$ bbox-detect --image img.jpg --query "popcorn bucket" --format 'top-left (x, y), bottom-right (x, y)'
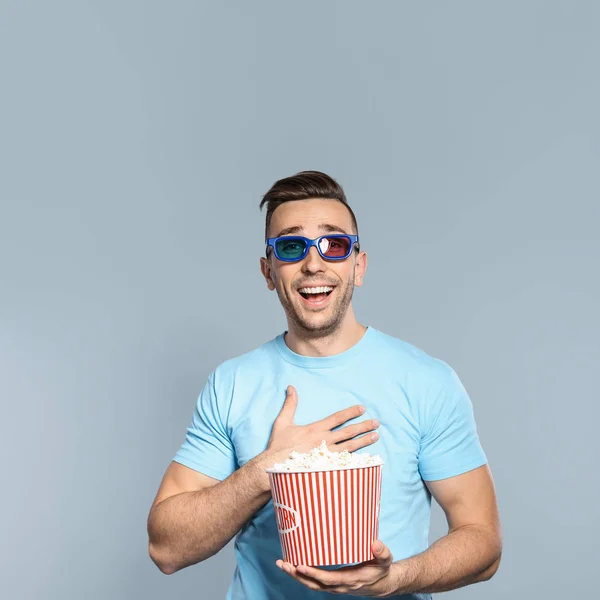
top-left (265, 464), bottom-right (383, 566)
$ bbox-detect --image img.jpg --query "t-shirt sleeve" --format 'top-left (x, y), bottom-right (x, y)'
top-left (173, 372), bottom-right (237, 481)
top-left (418, 366), bottom-right (487, 482)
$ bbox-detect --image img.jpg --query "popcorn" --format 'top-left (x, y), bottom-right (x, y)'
top-left (267, 440), bottom-right (385, 565)
top-left (271, 440), bottom-right (383, 472)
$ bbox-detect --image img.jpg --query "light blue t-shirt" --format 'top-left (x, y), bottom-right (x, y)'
top-left (173, 326), bottom-right (487, 600)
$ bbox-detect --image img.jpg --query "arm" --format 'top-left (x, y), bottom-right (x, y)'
top-left (147, 457), bottom-right (271, 574)
top-left (278, 369), bottom-right (500, 596)
top-left (148, 385), bottom-right (380, 575)
top-left (389, 463), bottom-right (502, 594)
top-left (278, 464), bottom-right (501, 597)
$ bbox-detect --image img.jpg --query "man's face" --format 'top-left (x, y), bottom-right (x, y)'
top-left (260, 198), bottom-right (367, 337)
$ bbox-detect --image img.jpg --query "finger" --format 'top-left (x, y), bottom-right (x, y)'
top-left (294, 564), bottom-right (352, 587)
top-left (276, 385), bottom-right (298, 425)
top-left (277, 562), bottom-right (326, 591)
top-left (372, 540), bottom-right (393, 566)
top-left (336, 431), bottom-right (379, 452)
top-left (332, 418), bottom-right (380, 444)
top-left (317, 404), bottom-right (365, 431)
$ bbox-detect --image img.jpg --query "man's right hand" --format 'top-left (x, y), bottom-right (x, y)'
top-left (149, 385), bottom-right (381, 572)
top-left (252, 385), bottom-right (380, 488)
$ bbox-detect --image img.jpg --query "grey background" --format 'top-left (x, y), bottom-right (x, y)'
top-left (1, 1), bottom-right (598, 598)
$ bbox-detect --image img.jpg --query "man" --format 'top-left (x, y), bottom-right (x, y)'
top-left (147, 171), bottom-right (502, 599)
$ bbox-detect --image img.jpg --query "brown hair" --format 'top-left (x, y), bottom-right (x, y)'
top-left (259, 170), bottom-right (359, 241)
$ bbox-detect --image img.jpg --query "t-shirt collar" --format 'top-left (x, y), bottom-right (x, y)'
top-left (274, 325), bottom-right (376, 369)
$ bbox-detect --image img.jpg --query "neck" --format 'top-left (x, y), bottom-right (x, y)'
top-left (284, 307), bottom-right (367, 357)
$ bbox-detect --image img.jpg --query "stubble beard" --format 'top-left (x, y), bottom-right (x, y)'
top-left (274, 266), bottom-right (356, 338)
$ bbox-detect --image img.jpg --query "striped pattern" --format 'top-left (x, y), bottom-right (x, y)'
top-left (269, 465), bottom-right (383, 566)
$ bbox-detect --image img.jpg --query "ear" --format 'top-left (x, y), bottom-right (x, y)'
top-left (354, 250), bottom-right (368, 287)
top-left (260, 256), bottom-right (276, 290)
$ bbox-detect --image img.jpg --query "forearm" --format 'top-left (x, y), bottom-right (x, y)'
top-left (148, 456), bottom-right (271, 574)
top-left (389, 524), bottom-right (502, 596)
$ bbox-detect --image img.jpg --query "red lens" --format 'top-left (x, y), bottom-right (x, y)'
top-left (320, 236), bottom-right (351, 258)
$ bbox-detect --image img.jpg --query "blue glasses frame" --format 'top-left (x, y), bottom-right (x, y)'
top-left (266, 234), bottom-right (360, 262)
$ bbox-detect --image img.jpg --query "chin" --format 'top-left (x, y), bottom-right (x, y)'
top-left (295, 314), bottom-right (342, 335)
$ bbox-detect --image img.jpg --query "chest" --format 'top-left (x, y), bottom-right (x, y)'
top-left (228, 368), bottom-right (422, 482)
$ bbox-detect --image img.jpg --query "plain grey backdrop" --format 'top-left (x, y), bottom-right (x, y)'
top-left (1, 1), bottom-right (598, 598)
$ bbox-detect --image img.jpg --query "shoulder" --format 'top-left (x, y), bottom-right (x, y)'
top-left (372, 329), bottom-right (469, 432)
top-left (210, 335), bottom-right (280, 391)
top-left (370, 327), bottom-right (455, 386)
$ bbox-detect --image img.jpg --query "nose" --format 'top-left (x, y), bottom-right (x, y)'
top-left (301, 246), bottom-right (326, 273)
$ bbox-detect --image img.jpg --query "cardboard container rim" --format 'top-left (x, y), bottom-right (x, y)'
top-left (265, 460), bottom-right (384, 474)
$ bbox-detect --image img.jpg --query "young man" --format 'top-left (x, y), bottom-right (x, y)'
top-left (147, 171), bottom-right (502, 599)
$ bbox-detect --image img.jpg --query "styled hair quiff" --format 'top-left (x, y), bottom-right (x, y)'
top-left (259, 170), bottom-right (359, 241)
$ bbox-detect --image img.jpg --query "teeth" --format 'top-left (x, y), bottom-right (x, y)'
top-left (299, 286), bottom-right (333, 294)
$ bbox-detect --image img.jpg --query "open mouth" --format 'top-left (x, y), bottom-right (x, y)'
top-left (297, 286), bottom-right (335, 304)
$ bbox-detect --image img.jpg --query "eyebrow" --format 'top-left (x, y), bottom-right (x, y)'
top-left (274, 223), bottom-right (350, 238)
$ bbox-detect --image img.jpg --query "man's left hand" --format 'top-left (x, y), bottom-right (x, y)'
top-left (276, 540), bottom-right (398, 597)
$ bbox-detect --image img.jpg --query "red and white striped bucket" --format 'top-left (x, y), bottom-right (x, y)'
top-left (266, 464), bottom-right (383, 566)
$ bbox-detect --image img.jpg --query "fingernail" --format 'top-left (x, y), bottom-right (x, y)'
top-left (372, 419), bottom-right (380, 428)
top-left (375, 541), bottom-right (383, 552)
top-left (359, 405), bottom-right (366, 413)
top-left (298, 565), bottom-right (307, 574)
top-left (371, 432), bottom-right (379, 441)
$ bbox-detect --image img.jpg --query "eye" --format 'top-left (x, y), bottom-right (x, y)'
top-left (282, 242), bottom-right (301, 252)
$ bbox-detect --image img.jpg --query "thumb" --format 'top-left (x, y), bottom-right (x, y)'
top-left (372, 540), bottom-right (393, 566)
top-left (277, 385), bottom-right (298, 424)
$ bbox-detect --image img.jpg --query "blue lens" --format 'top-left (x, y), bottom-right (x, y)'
top-left (275, 237), bottom-right (307, 260)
